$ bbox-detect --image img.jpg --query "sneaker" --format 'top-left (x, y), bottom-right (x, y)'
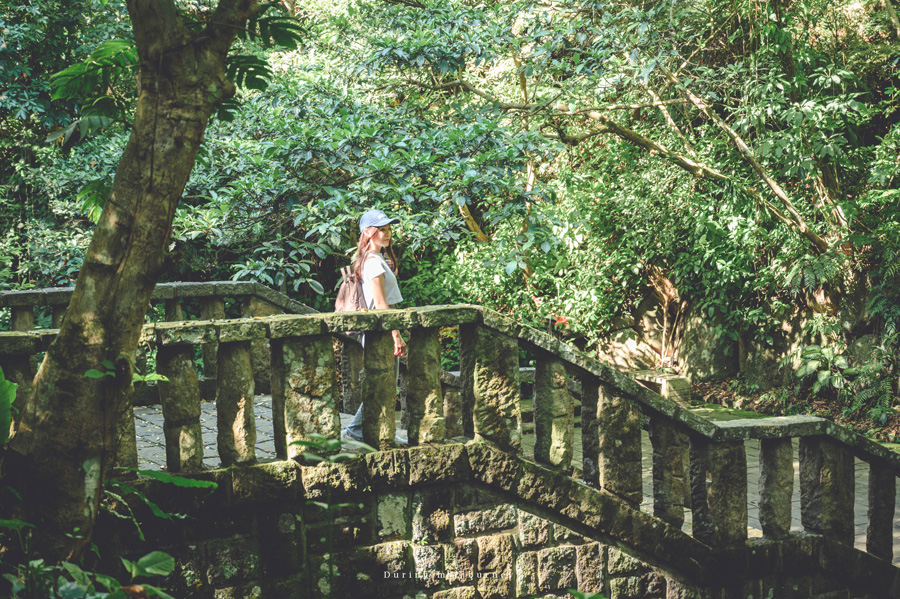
top-left (341, 427), bottom-right (364, 442)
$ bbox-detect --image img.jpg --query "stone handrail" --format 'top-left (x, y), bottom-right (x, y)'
top-left (1, 303), bottom-right (898, 571)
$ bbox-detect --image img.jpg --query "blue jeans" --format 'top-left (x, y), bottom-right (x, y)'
top-left (344, 349), bottom-right (400, 441)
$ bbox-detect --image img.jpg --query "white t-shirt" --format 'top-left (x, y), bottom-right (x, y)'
top-left (362, 253), bottom-right (403, 309)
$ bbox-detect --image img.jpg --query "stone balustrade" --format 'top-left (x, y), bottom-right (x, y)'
top-left (2, 298), bottom-right (899, 570)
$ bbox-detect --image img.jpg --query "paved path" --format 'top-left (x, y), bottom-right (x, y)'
top-left (134, 396), bottom-right (900, 564)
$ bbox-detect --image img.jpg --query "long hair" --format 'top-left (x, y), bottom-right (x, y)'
top-left (352, 226), bottom-right (398, 280)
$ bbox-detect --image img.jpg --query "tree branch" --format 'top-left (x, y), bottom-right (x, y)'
top-left (659, 65), bottom-right (831, 253)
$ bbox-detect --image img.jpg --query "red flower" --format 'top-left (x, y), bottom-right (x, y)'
top-left (554, 314), bottom-right (569, 327)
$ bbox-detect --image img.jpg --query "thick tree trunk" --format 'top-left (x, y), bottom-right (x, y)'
top-left (2, 0), bottom-right (258, 560)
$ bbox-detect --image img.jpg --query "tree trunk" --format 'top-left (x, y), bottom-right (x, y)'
top-left (2, 0), bottom-right (258, 561)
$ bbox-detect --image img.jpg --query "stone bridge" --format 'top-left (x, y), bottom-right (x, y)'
top-left (2, 283), bottom-right (900, 599)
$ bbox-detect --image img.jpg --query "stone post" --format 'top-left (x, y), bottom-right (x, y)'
top-left (580, 378), bottom-right (600, 487)
top-left (340, 338), bottom-right (364, 415)
top-left (114, 386), bottom-right (138, 469)
top-left (0, 346), bottom-right (35, 431)
top-left (458, 323), bottom-right (521, 452)
top-left (164, 299), bottom-right (183, 322)
top-left (597, 384), bottom-right (642, 505)
top-left (11, 307), bottom-right (34, 332)
top-left (271, 335), bottom-right (340, 460)
top-left (648, 416), bottom-right (687, 527)
top-left (216, 340), bottom-right (257, 466)
top-left (533, 355), bottom-right (573, 471)
top-left (242, 296), bottom-right (282, 395)
top-left (867, 462), bottom-right (895, 560)
top-left (406, 327), bottom-right (445, 445)
top-left (690, 437), bottom-right (748, 546)
top-left (156, 345), bottom-right (204, 472)
top-left (458, 325), bottom-right (476, 438)
top-left (200, 297), bottom-right (225, 379)
top-left (361, 330), bottom-right (398, 449)
top-left (799, 436), bottom-right (854, 544)
top-left (442, 374), bottom-right (464, 439)
top-left (758, 438), bottom-right (793, 539)
top-left (51, 305), bottom-right (67, 329)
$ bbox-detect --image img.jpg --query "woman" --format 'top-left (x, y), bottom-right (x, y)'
top-left (342, 208), bottom-right (407, 443)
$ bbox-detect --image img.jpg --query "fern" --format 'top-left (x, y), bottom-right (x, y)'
top-left (784, 250), bottom-right (845, 296)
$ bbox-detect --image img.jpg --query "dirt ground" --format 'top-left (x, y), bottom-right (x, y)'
top-left (691, 378), bottom-right (900, 444)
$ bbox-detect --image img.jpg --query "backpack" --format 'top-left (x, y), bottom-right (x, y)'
top-left (334, 266), bottom-right (366, 313)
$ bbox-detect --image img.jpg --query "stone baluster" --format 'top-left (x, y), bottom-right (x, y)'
top-left (51, 305), bottom-right (67, 329)
top-left (458, 323), bottom-right (521, 452)
top-left (580, 378), bottom-right (600, 487)
top-left (217, 339), bottom-right (257, 466)
top-left (164, 299), bottom-right (183, 322)
top-left (361, 330), bottom-right (398, 448)
top-left (597, 384), bottom-right (642, 505)
top-left (533, 354), bottom-right (573, 471)
top-left (340, 338), bottom-right (364, 415)
top-left (11, 307), bottom-right (34, 332)
top-left (441, 371), bottom-right (464, 438)
top-left (406, 327), bottom-right (445, 445)
top-left (242, 296), bottom-right (282, 395)
top-left (156, 343), bottom-right (205, 472)
top-left (867, 461), bottom-right (895, 560)
top-left (758, 438), bottom-right (793, 539)
top-left (270, 334), bottom-right (340, 460)
top-left (648, 416), bottom-right (687, 527)
top-left (114, 384), bottom-right (139, 469)
top-left (799, 436), bottom-right (854, 545)
top-left (0, 335), bottom-right (37, 432)
top-left (200, 296), bottom-right (225, 380)
top-left (690, 437), bottom-right (748, 546)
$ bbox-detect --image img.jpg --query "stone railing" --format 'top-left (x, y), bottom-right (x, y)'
top-left (1, 303), bottom-right (899, 580)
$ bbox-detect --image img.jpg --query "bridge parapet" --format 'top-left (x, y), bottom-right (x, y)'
top-left (2, 295), bottom-right (900, 595)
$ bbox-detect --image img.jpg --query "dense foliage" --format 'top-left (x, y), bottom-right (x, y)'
top-left (1, 0), bottom-right (899, 417)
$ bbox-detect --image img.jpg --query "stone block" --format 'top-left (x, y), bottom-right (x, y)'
top-left (598, 385), bottom-right (643, 505)
top-left (216, 318), bottom-right (267, 342)
top-left (377, 493), bottom-right (410, 540)
top-left (365, 449), bottom-right (409, 492)
top-left (336, 541), bottom-right (413, 598)
top-left (199, 535), bottom-right (260, 586)
top-left (156, 321), bottom-right (217, 346)
top-left (432, 587), bottom-right (477, 599)
top-left (322, 311), bottom-right (382, 334)
top-left (607, 547), bottom-right (643, 576)
top-left (408, 443), bottom-right (469, 485)
top-left (476, 533), bottom-right (515, 599)
top-left (453, 483), bottom-right (501, 510)
top-left (515, 551), bottom-right (538, 596)
top-left (444, 539), bottom-right (478, 585)
top-left (301, 459), bottom-right (367, 501)
top-left (305, 512), bottom-right (373, 554)
top-left (454, 504), bottom-right (517, 536)
top-left (465, 440), bottom-right (523, 491)
top-left (538, 545), bottom-right (576, 592)
top-left (266, 315), bottom-right (325, 339)
top-left (232, 461), bottom-right (300, 504)
top-left (379, 308), bottom-right (418, 330)
top-left (481, 309), bottom-right (521, 337)
top-left (415, 305), bottom-right (481, 328)
top-left (257, 510), bottom-right (303, 578)
top-left (518, 510), bottom-right (551, 547)
top-left (406, 326), bottom-right (445, 445)
top-left (412, 544), bottom-right (443, 587)
top-left (0, 332), bottom-right (37, 355)
top-left (576, 542), bottom-right (605, 593)
top-left (554, 523), bottom-right (584, 544)
top-left (412, 488), bottom-right (453, 543)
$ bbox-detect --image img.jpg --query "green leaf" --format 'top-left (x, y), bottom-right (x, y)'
top-left (84, 369), bottom-right (112, 379)
top-left (143, 584), bottom-right (177, 599)
top-left (120, 468), bottom-right (218, 489)
top-left (136, 552), bottom-right (175, 577)
top-left (0, 366), bottom-right (17, 445)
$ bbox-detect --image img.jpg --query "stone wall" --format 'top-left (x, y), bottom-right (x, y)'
top-left (94, 442), bottom-right (886, 599)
